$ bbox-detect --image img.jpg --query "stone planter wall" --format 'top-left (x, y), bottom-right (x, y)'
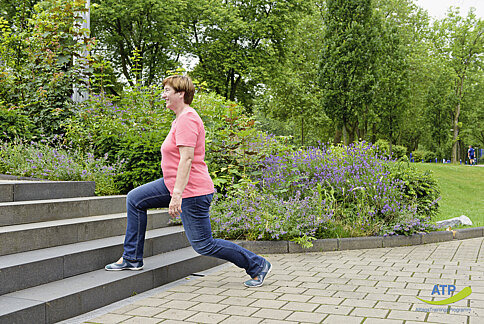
top-left (237, 227), bottom-right (484, 254)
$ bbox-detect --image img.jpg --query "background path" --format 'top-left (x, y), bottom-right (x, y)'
top-left (68, 237), bottom-right (483, 324)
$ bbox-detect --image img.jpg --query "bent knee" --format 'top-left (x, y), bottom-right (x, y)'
top-left (191, 240), bottom-right (215, 256)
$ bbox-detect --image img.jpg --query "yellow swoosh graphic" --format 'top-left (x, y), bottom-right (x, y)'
top-left (416, 287), bottom-right (472, 305)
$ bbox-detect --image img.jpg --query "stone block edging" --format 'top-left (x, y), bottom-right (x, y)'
top-left (236, 227), bottom-right (484, 254)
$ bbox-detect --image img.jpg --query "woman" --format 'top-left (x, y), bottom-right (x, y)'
top-left (105, 75), bottom-right (271, 288)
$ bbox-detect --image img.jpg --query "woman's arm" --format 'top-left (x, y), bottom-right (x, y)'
top-left (169, 146), bottom-right (194, 217)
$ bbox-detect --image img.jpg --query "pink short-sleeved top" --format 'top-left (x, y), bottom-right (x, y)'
top-left (160, 107), bottom-right (214, 198)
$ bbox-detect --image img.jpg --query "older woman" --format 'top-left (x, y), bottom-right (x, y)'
top-left (105, 75), bottom-right (271, 287)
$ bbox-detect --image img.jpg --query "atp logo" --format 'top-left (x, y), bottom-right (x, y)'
top-left (416, 285), bottom-right (472, 305)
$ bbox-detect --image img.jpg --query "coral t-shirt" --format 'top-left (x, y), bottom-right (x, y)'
top-left (161, 107), bottom-right (214, 198)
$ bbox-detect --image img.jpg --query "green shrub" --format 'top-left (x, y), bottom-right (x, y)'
top-left (0, 106), bottom-right (36, 141)
top-left (411, 150), bottom-right (425, 162)
top-left (374, 139), bottom-right (407, 160)
top-left (64, 86), bottom-right (172, 193)
top-left (114, 131), bottom-right (165, 192)
top-left (423, 151), bottom-right (437, 162)
top-left (374, 139), bottom-right (390, 156)
top-left (389, 161), bottom-right (440, 219)
top-left (392, 145), bottom-right (407, 159)
top-left (0, 1), bottom-right (96, 135)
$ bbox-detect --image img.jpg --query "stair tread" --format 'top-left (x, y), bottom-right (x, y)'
top-left (0, 195), bottom-right (126, 207)
top-left (3, 247), bottom-right (199, 302)
top-left (0, 209), bottom-right (168, 233)
top-left (0, 225), bottom-right (184, 268)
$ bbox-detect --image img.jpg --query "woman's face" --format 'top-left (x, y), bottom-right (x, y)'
top-left (162, 85), bottom-right (183, 111)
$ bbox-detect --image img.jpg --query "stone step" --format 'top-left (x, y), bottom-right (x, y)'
top-left (0, 226), bottom-right (189, 296)
top-left (0, 247), bottom-right (225, 324)
top-left (0, 209), bottom-right (171, 256)
top-left (0, 195), bottom-right (126, 226)
top-left (0, 180), bottom-right (95, 203)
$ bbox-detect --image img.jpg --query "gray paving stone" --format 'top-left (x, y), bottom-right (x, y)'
top-left (219, 315), bottom-right (262, 324)
top-left (72, 237), bottom-right (484, 324)
top-left (387, 309), bottom-right (427, 321)
top-left (322, 314), bottom-right (364, 323)
top-left (186, 311), bottom-right (230, 323)
top-left (154, 308), bottom-right (197, 321)
top-left (220, 305), bottom-right (259, 317)
top-left (87, 313), bottom-right (133, 323)
top-left (251, 308), bottom-right (292, 320)
top-left (314, 304), bottom-right (353, 315)
top-left (350, 307), bottom-right (389, 318)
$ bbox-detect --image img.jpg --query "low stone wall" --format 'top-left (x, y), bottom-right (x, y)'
top-left (237, 227), bottom-right (484, 254)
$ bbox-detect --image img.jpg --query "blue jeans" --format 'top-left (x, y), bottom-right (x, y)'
top-left (122, 178), bottom-right (266, 278)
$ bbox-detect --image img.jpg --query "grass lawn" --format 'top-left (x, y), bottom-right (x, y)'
top-left (414, 163), bottom-right (484, 227)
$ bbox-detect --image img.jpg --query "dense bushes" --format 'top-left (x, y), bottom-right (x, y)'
top-left (0, 0), bottom-right (95, 135)
top-left (374, 139), bottom-right (407, 159)
top-left (63, 87), bottom-right (171, 192)
top-left (0, 107), bottom-right (36, 142)
top-left (209, 142), bottom-right (441, 244)
top-left (411, 149), bottom-right (437, 162)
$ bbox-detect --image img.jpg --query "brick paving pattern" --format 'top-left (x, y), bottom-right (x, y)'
top-left (82, 237), bottom-right (483, 323)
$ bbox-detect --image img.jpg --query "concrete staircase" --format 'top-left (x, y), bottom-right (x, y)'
top-left (0, 180), bottom-right (224, 323)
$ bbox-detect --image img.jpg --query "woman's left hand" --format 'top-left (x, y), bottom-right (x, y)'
top-left (169, 192), bottom-right (183, 218)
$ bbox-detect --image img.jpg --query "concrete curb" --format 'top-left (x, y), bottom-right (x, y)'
top-left (236, 227), bottom-right (484, 254)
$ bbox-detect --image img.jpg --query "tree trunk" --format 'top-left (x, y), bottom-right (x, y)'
top-left (301, 115), bottom-right (304, 147)
top-left (342, 123), bottom-right (348, 146)
top-left (334, 128), bottom-right (342, 145)
top-left (451, 77), bottom-right (464, 163)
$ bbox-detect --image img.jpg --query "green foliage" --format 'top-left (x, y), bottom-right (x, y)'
top-left (114, 130), bottom-right (164, 192)
top-left (392, 145), bottom-right (408, 160)
top-left (389, 161), bottom-right (440, 219)
top-left (64, 84), bottom-right (172, 193)
top-left (254, 2), bottom-right (332, 146)
top-left (90, 0), bottom-right (183, 86)
top-left (411, 149), bottom-right (437, 163)
top-left (0, 137), bottom-right (123, 195)
top-left (0, 106), bottom-right (36, 141)
top-left (374, 139), bottom-right (407, 160)
top-left (192, 92), bottom-right (294, 195)
top-left (431, 8), bottom-right (484, 163)
top-left (319, 0), bottom-right (378, 145)
top-left (0, 0), bottom-right (96, 135)
top-left (185, 0), bottom-right (310, 106)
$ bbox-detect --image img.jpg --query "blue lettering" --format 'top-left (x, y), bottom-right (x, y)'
top-left (440, 284), bottom-right (447, 294)
top-left (448, 285), bottom-right (456, 294)
top-left (431, 285), bottom-right (440, 295)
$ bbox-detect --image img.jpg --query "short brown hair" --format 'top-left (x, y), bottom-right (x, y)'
top-left (162, 75), bottom-right (195, 105)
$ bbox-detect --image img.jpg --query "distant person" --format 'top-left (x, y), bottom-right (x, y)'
top-left (468, 145), bottom-right (475, 165)
top-left (104, 75), bottom-right (271, 288)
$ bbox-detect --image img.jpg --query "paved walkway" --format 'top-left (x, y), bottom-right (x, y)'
top-left (71, 237), bottom-right (483, 324)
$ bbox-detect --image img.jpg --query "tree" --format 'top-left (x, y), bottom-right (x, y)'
top-left (371, 0), bottom-right (427, 153)
top-left (90, 0), bottom-right (186, 86)
top-left (432, 8), bottom-right (484, 163)
top-left (185, 0), bottom-right (309, 107)
top-left (254, 1), bottom-right (332, 146)
top-left (319, 0), bottom-right (378, 145)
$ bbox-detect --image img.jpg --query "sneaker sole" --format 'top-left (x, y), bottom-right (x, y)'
top-left (105, 266), bottom-right (144, 271)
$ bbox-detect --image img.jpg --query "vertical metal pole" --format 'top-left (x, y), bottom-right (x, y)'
top-left (73, 0), bottom-right (90, 102)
